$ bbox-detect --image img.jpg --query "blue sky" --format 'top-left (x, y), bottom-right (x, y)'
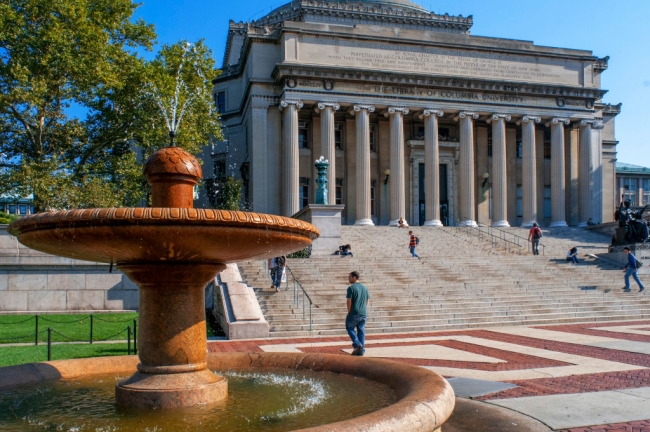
top-left (133, 0), bottom-right (650, 166)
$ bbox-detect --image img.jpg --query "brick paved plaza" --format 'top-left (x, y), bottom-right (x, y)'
top-left (208, 320), bottom-right (650, 431)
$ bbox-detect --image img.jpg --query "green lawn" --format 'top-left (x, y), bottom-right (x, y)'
top-left (0, 313), bottom-right (139, 344)
top-left (0, 312), bottom-right (218, 367)
top-left (0, 343), bottom-right (131, 367)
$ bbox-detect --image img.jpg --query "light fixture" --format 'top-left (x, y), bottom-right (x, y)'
top-left (481, 172), bottom-right (490, 188)
top-left (384, 169), bottom-right (390, 184)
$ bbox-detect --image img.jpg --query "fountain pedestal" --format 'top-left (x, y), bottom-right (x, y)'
top-left (8, 146), bottom-right (319, 409)
top-left (115, 262), bottom-right (228, 407)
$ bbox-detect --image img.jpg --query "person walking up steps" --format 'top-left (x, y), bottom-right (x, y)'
top-left (528, 222), bottom-right (542, 255)
top-left (345, 271), bottom-right (369, 356)
top-left (408, 230), bottom-right (420, 259)
top-left (623, 246), bottom-right (645, 293)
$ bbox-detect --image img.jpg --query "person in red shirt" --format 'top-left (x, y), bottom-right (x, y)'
top-left (408, 230), bottom-right (419, 258)
top-left (527, 222), bottom-right (542, 255)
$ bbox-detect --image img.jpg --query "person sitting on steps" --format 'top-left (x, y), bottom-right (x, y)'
top-left (339, 244), bottom-right (353, 258)
top-left (566, 247), bottom-right (579, 264)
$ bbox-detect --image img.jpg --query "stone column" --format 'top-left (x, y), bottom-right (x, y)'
top-left (279, 99), bottom-right (303, 216)
top-left (578, 120), bottom-right (594, 227)
top-left (520, 115), bottom-right (540, 227)
top-left (422, 108), bottom-right (444, 226)
top-left (318, 102), bottom-right (340, 206)
top-left (458, 111), bottom-right (479, 227)
top-left (549, 117), bottom-right (570, 227)
top-left (354, 104), bottom-right (375, 226)
top-left (387, 107), bottom-right (409, 226)
top-left (490, 114), bottom-right (511, 227)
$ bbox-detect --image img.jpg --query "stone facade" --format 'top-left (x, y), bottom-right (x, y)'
top-left (208, 0), bottom-right (620, 228)
top-left (0, 225), bottom-right (138, 312)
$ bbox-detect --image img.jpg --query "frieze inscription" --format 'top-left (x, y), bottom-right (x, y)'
top-left (303, 38), bottom-right (585, 87)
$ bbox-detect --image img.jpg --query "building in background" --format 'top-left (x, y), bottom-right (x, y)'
top-left (0, 194), bottom-right (34, 217)
top-left (616, 162), bottom-right (650, 208)
top-left (209, 0), bottom-right (620, 227)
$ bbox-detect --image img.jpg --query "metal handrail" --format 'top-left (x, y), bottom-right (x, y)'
top-left (454, 217), bottom-right (546, 256)
top-left (284, 265), bottom-right (319, 331)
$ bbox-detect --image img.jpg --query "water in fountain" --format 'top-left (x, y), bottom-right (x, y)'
top-left (0, 369), bottom-right (395, 431)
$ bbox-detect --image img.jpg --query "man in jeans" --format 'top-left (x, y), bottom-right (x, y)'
top-left (345, 271), bottom-right (369, 356)
top-left (623, 246), bottom-right (645, 292)
top-left (408, 230), bottom-right (420, 258)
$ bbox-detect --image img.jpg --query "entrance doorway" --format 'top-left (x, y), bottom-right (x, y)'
top-left (418, 163), bottom-right (449, 226)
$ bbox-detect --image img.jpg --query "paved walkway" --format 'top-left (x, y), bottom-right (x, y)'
top-left (207, 319), bottom-right (650, 431)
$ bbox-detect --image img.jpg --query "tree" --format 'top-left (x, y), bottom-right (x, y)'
top-left (206, 176), bottom-right (242, 211)
top-left (142, 40), bottom-right (222, 155)
top-left (0, 0), bottom-right (156, 211)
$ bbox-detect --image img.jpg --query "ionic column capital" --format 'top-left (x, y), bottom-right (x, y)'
top-left (386, 106), bottom-right (409, 116)
top-left (458, 111), bottom-right (479, 120)
top-left (279, 99), bottom-right (303, 110)
top-left (546, 117), bottom-right (571, 126)
top-left (580, 119), bottom-right (604, 129)
top-left (317, 102), bottom-right (340, 111)
top-left (491, 113), bottom-right (511, 121)
top-left (353, 104), bottom-right (375, 114)
top-left (421, 108), bottom-right (444, 118)
top-left (522, 115), bottom-right (541, 123)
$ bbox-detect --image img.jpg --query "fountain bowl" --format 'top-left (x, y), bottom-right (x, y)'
top-left (0, 352), bottom-right (455, 431)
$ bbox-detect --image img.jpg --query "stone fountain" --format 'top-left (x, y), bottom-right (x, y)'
top-left (4, 147), bottom-right (455, 430)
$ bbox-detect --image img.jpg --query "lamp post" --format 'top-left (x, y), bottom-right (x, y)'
top-left (384, 169), bottom-right (390, 185)
top-left (315, 156), bottom-right (329, 205)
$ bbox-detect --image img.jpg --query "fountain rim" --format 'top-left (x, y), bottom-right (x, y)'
top-left (0, 352), bottom-right (455, 431)
top-left (8, 208), bottom-right (320, 239)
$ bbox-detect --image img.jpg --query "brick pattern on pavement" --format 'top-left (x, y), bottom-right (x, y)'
top-left (557, 419), bottom-right (650, 432)
top-left (535, 321), bottom-right (650, 343)
top-left (298, 339), bottom-right (569, 370)
top-left (206, 321), bottom-right (650, 431)
top-left (478, 369), bottom-right (650, 400)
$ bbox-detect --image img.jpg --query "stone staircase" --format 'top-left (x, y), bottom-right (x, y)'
top-left (238, 225), bottom-right (650, 337)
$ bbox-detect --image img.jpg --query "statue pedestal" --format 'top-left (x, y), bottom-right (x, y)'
top-left (293, 205), bottom-right (345, 257)
top-left (614, 227), bottom-right (628, 246)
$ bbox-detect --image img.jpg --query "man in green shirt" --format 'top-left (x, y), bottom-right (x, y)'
top-left (346, 271), bottom-right (369, 356)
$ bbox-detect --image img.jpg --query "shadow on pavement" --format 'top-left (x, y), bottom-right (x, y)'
top-left (444, 398), bottom-right (551, 432)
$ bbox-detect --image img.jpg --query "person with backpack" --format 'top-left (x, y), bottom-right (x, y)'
top-left (623, 246), bottom-right (645, 292)
top-left (408, 230), bottom-right (420, 259)
top-left (272, 255), bottom-right (286, 292)
top-left (527, 222), bottom-right (542, 255)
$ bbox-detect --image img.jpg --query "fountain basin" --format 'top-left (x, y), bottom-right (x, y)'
top-left (8, 207), bottom-right (319, 408)
top-left (0, 352), bottom-right (455, 431)
top-left (7, 207), bottom-right (319, 264)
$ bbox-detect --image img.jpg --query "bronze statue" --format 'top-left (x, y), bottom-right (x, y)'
top-left (616, 200), bottom-right (649, 243)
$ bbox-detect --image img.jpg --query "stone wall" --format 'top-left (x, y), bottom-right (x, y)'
top-left (0, 225), bottom-right (138, 312)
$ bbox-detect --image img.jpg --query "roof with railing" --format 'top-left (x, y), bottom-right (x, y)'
top-left (616, 162), bottom-right (650, 175)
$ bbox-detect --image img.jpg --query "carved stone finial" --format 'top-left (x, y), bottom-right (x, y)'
top-left (144, 147), bottom-right (203, 209)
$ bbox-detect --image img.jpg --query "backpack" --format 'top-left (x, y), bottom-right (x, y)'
top-left (533, 227), bottom-right (542, 239)
top-left (636, 256), bottom-right (644, 269)
top-left (415, 236), bottom-right (420, 245)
